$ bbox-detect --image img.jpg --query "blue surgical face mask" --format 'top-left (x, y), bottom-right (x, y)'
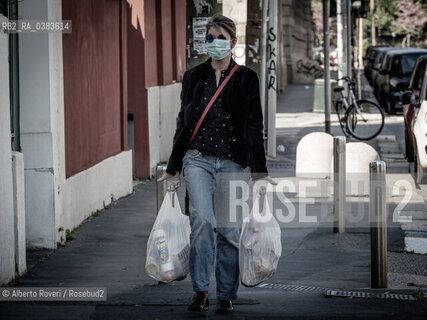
top-left (205, 39), bottom-right (231, 60)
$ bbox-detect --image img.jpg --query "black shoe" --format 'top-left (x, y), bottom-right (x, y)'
top-left (216, 300), bottom-right (234, 314)
top-left (188, 292), bottom-right (209, 311)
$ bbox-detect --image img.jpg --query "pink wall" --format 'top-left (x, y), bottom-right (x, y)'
top-left (63, 0), bottom-right (186, 179)
top-left (62, 0), bottom-right (127, 178)
top-left (127, 0), bottom-right (186, 178)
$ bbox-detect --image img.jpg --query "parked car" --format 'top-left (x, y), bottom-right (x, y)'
top-left (401, 55), bottom-right (427, 183)
top-left (373, 48), bottom-right (405, 105)
top-left (363, 45), bottom-right (386, 84)
top-left (376, 48), bottom-right (427, 114)
top-left (370, 47), bottom-right (393, 92)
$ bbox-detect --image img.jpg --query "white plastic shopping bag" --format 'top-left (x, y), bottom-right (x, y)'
top-left (239, 194), bottom-right (282, 287)
top-left (145, 191), bottom-right (191, 283)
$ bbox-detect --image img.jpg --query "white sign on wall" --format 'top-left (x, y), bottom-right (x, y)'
top-left (193, 17), bottom-right (210, 54)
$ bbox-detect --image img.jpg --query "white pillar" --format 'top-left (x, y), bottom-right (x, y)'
top-left (337, 0), bottom-right (346, 86)
top-left (19, 0), bottom-right (65, 248)
top-left (0, 14), bottom-right (17, 284)
top-left (267, 0), bottom-right (277, 158)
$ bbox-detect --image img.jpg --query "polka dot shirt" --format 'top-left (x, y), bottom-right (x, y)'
top-left (188, 61), bottom-right (236, 160)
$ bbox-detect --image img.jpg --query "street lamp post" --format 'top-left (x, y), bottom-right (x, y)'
top-left (323, 0), bottom-right (331, 133)
top-left (346, 0), bottom-right (352, 95)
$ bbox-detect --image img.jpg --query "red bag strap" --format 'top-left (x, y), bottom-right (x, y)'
top-left (188, 63), bottom-right (240, 145)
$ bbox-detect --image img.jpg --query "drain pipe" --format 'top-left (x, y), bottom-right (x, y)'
top-left (9, 0), bottom-right (21, 152)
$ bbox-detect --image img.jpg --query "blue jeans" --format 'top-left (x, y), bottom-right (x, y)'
top-left (182, 148), bottom-right (251, 300)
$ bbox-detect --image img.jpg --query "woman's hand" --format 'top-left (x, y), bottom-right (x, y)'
top-left (157, 172), bottom-right (181, 191)
top-left (252, 176), bottom-right (277, 196)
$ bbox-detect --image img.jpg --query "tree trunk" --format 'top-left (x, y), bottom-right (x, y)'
top-left (370, 0), bottom-right (376, 45)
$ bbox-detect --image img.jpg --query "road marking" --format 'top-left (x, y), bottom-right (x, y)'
top-left (276, 128), bottom-right (301, 137)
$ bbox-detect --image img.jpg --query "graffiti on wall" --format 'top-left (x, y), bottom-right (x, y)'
top-left (267, 27), bottom-right (276, 91)
top-left (296, 59), bottom-right (323, 79)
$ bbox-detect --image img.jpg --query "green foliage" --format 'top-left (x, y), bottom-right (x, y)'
top-left (91, 210), bottom-right (101, 217)
top-left (376, 0), bottom-right (399, 35)
top-left (364, 0), bottom-right (427, 40)
top-left (65, 229), bottom-right (76, 241)
top-left (41, 253), bottom-right (50, 261)
top-left (412, 290), bottom-right (426, 301)
top-left (364, 0), bottom-right (400, 37)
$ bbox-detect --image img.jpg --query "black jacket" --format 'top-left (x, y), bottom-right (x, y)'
top-left (166, 57), bottom-right (269, 180)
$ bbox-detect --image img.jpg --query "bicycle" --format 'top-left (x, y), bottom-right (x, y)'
top-left (334, 76), bottom-right (385, 140)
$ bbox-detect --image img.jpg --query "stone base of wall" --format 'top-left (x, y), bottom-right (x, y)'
top-left (59, 150), bottom-right (133, 246)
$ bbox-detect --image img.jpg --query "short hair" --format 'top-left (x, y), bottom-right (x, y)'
top-left (205, 13), bottom-right (237, 41)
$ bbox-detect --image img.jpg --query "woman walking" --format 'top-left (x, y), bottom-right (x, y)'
top-left (158, 13), bottom-right (276, 314)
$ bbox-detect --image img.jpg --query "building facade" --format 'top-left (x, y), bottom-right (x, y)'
top-left (280, 0), bottom-right (315, 87)
top-left (0, 0), bottom-right (186, 285)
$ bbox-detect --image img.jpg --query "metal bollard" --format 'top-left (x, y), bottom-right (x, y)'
top-left (333, 136), bottom-right (346, 233)
top-left (156, 164), bottom-right (174, 213)
top-left (369, 161), bottom-right (387, 288)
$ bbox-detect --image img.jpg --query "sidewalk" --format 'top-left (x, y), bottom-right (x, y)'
top-left (2, 179), bottom-right (426, 319)
top-left (1, 85), bottom-right (426, 319)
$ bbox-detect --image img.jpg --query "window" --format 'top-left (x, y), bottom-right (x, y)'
top-left (382, 54), bottom-right (393, 72)
top-left (410, 61), bottom-right (426, 91)
top-left (391, 56), bottom-right (402, 76)
top-left (401, 54), bottom-right (421, 76)
top-left (375, 52), bottom-right (385, 65)
top-left (390, 54), bottom-right (421, 77)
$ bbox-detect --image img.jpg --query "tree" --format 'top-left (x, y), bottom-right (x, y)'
top-left (311, 0), bottom-right (333, 45)
top-left (312, 1), bottom-right (324, 42)
top-left (391, 0), bottom-right (427, 46)
top-left (364, 0), bottom-right (400, 37)
top-left (376, 0), bottom-right (400, 34)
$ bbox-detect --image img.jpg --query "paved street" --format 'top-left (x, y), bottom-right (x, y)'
top-left (1, 82), bottom-right (426, 319)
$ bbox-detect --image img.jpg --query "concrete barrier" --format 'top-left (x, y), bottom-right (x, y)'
top-left (296, 132), bottom-right (334, 179)
top-left (313, 78), bottom-right (337, 112)
top-left (345, 142), bottom-right (380, 196)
